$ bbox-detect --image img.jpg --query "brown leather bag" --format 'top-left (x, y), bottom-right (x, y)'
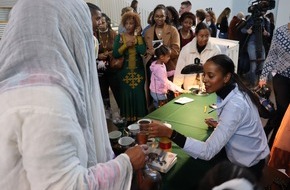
top-left (109, 56), bottom-right (124, 69)
top-left (109, 33), bottom-right (125, 69)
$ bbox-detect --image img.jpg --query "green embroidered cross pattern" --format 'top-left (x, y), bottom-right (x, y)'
top-left (123, 71), bottom-right (143, 89)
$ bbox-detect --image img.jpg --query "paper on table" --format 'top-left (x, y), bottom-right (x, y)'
top-left (174, 97), bottom-right (194, 104)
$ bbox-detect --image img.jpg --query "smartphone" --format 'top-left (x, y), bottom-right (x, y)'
top-left (209, 103), bottom-right (217, 109)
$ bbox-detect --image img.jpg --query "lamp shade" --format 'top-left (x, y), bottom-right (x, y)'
top-left (181, 64), bottom-right (203, 74)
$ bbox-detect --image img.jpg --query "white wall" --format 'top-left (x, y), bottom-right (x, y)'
top-left (122, 0), bottom-right (285, 28)
top-left (275, 0), bottom-right (290, 28)
top-left (136, 0), bottom-right (247, 21)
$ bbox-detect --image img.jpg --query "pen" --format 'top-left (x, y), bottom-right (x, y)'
top-left (208, 109), bottom-right (216, 114)
top-left (204, 106), bottom-right (207, 113)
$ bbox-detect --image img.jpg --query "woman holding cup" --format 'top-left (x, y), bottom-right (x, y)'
top-left (148, 54), bottom-right (269, 179)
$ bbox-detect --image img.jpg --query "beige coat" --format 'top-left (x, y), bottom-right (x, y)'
top-left (144, 24), bottom-right (180, 71)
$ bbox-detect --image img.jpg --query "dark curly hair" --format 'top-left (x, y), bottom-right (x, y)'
top-left (121, 11), bottom-right (141, 29)
top-left (179, 12), bottom-right (196, 26)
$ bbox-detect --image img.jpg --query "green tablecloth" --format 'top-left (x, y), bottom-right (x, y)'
top-left (146, 93), bottom-right (222, 190)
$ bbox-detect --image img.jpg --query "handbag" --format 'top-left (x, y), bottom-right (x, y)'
top-left (109, 56), bottom-right (124, 70)
top-left (109, 33), bottom-right (125, 70)
top-left (253, 85), bottom-right (275, 119)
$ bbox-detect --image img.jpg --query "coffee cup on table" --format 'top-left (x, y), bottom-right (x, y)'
top-left (109, 130), bottom-right (122, 145)
top-left (109, 130), bottom-right (123, 156)
top-left (127, 123), bottom-right (140, 137)
top-left (136, 131), bottom-right (148, 145)
top-left (118, 136), bottom-right (135, 151)
top-left (137, 118), bottom-right (152, 132)
top-left (136, 119), bottom-right (152, 145)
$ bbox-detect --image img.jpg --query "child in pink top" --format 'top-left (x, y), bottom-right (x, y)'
top-left (150, 45), bottom-right (183, 108)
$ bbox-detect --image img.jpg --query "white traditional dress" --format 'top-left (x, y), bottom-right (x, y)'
top-left (0, 0), bottom-right (133, 189)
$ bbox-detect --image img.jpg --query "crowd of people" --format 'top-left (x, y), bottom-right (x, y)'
top-left (98, 1), bottom-right (279, 122)
top-left (0, 0), bottom-right (289, 189)
top-left (96, 0), bottom-right (289, 183)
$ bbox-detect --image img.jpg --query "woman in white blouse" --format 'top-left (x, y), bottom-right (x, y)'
top-left (150, 55), bottom-right (269, 179)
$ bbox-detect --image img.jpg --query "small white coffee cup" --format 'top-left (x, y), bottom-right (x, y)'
top-left (118, 136), bottom-right (135, 148)
top-left (128, 123), bottom-right (140, 135)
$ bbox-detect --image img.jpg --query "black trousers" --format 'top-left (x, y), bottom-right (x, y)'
top-left (248, 159), bottom-right (265, 180)
top-left (213, 148), bottom-right (265, 180)
top-left (264, 74), bottom-right (290, 148)
top-left (98, 70), bottom-right (120, 108)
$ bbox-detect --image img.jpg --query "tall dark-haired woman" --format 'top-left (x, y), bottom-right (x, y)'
top-left (216, 7), bottom-right (231, 39)
top-left (149, 54), bottom-right (270, 179)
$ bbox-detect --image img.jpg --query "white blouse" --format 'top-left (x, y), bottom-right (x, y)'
top-left (183, 86), bottom-right (270, 167)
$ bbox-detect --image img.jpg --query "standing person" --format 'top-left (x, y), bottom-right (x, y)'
top-left (141, 11), bottom-right (154, 37)
top-left (150, 55), bottom-right (270, 179)
top-left (113, 12), bottom-right (147, 124)
top-left (205, 10), bottom-right (217, 37)
top-left (118, 6), bottom-right (134, 34)
top-left (228, 12), bottom-right (247, 75)
top-left (144, 4), bottom-right (180, 76)
top-left (259, 23), bottom-right (290, 148)
top-left (178, 12), bottom-right (196, 49)
top-left (130, 0), bottom-right (138, 13)
top-left (179, 0), bottom-right (192, 17)
top-left (264, 12), bottom-right (275, 55)
top-left (216, 7), bottom-right (231, 39)
top-left (174, 22), bottom-right (221, 90)
top-left (166, 6), bottom-right (180, 29)
top-left (0, 0), bottom-right (146, 189)
top-left (149, 45), bottom-right (183, 108)
top-left (96, 13), bottom-right (120, 118)
top-left (196, 9), bottom-right (206, 24)
top-left (87, 2), bottom-right (102, 57)
top-left (241, 12), bottom-right (270, 87)
top-left (144, 4), bottom-right (180, 106)
top-left (228, 12), bottom-right (245, 41)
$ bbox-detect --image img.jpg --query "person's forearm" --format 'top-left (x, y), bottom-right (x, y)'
top-left (85, 154), bottom-right (132, 190)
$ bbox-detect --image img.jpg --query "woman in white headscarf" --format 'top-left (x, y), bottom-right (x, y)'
top-left (0, 0), bottom-right (146, 189)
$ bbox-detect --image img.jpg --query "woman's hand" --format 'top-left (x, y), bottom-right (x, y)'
top-left (148, 122), bottom-right (173, 138)
top-left (125, 145), bottom-right (147, 171)
top-left (126, 38), bottom-right (136, 47)
top-left (146, 49), bottom-right (155, 56)
top-left (205, 118), bottom-right (218, 128)
top-left (98, 52), bottom-right (108, 60)
top-left (247, 27), bottom-right (253, 35)
top-left (135, 26), bottom-right (142, 36)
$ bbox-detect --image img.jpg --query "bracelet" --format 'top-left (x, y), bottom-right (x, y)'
top-left (170, 130), bottom-right (178, 140)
